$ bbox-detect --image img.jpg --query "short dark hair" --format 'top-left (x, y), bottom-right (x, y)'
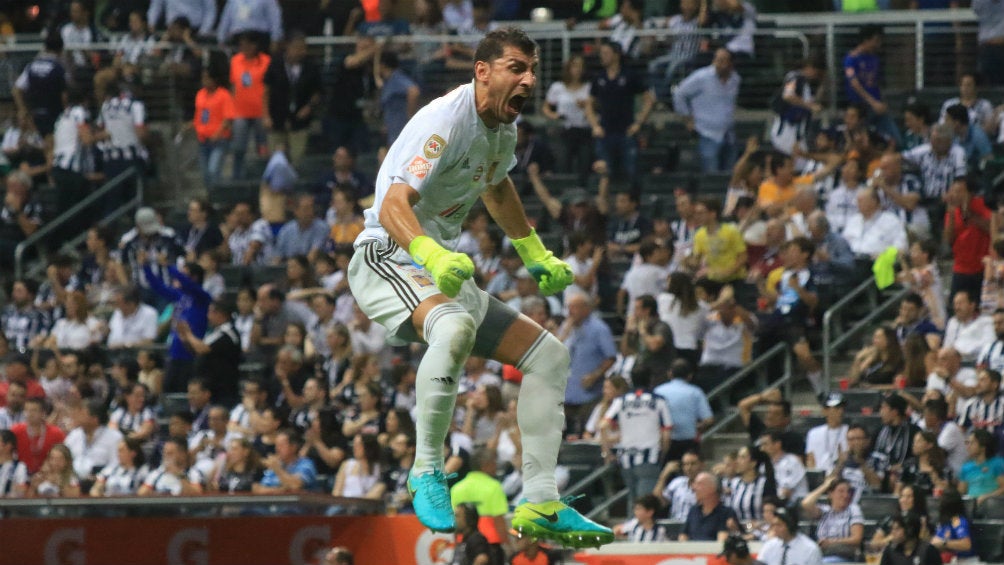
top-left (786, 236), bottom-right (816, 258)
top-left (171, 410), bottom-right (195, 424)
top-left (379, 50), bottom-right (400, 69)
top-left (210, 299), bottom-right (235, 317)
top-left (635, 494), bottom-right (661, 512)
top-left (859, 24), bottom-right (884, 43)
top-left (924, 397), bottom-right (949, 421)
top-left (120, 285), bottom-right (142, 305)
top-left (902, 292), bottom-right (924, 308)
top-left (882, 393), bottom-right (908, 416)
top-left (671, 358), bottom-right (694, 380)
top-left (769, 152), bottom-right (793, 176)
top-left (44, 30), bottom-right (64, 53)
top-left (188, 377), bottom-right (210, 393)
top-left (474, 27), bottom-right (537, 65)
top-left (985, 369), bottom-right (1003, 387)
top-left (635, 295), bottom-right (657, 315)
top-left (84, 399), bottom-right (109, 425)
top-left (0, 429), bottom-right (16, 451)
top-left (278, 427), bottom-right (304, 449)
top-left (696, 196), bottom-right (722, 218)
top-left (945, 104), bottom-right (969, 125)
top-left (904, 101), bottom-right (931, 124)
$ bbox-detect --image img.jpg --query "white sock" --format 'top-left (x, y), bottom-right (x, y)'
top-left (517, 331), bottom-right (569, 503)
top-left (412, 302), bottom-right (476, 473)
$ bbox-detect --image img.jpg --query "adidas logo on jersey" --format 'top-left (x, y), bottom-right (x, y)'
top-left (432, 376), bottom-right (456, 385)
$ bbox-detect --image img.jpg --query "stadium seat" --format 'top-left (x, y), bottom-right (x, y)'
top-left (858, 496), bottom-right (900, 522)
top-left (558, 442), bottom-right (602, 467)
top-left (220, 265), bottom-right (251, 289)
top-left (656, 520), bottom-right (684, 539)
top-left (972, 520), bottom-right (1004, 563)
top-left (806, 469), bottom-right (826, 491)
top-left (251, 265), bottom-right (287, 287)
top-left (160, 393), bottom-right (188, 418)
top-left (977, 497), bottom-right (1004, 520)
top-left (839, 390), bottom-right (882, 413)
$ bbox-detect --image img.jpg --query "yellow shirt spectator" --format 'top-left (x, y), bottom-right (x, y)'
top-left (693, 222), bottom-right (747, 282)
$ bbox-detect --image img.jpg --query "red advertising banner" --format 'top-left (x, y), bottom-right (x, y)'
top-left (0, 514), bottom-right (458, 565)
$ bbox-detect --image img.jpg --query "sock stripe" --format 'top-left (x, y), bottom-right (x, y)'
top-left (423, 302), bottom-right (467, 339)
top-left (516, 330), bottom-right (549, 371)
top-left (364, 243), bottom-right (420, 310)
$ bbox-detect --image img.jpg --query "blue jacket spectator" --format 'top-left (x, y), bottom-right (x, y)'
top-left (144, 262), bottom-right (211, 393)
top-left (147, 0), bottom-right (217, 35)
top-left (253, 429), bottom-right (317, 493)
top-left (275, 194), bottom-right (330, 261)
top-left (217, 0), bottom-right (283, 45)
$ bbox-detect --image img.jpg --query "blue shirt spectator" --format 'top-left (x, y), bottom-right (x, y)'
top-left (654, 371), bottom-right (713, 442)
top-left (672, 57), bottom-right (740, 142)
top-left (844, 48), bottom-right (881, 106)
top-left (934, 515), bottom-right (978, 560)
top-left (217, 0), bottom-right (283, 44)
top-left (262, 149), bottom-right (298, 193)
top-left (377, 53), bottom-right (419, 148)
top-left (959, 455), bottom-right (1004, 498)
top-left (275, 194), bottom-right (330, 260)
top-left (255, 431), bottom-right (317, 493)
top-left (562, 294), bottom-right (617, 409)
top-left (147, 0), bottom-right (217, 35)
top-left (143, 264), bottom-right (211, 363)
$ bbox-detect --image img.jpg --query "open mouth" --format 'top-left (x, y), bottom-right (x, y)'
top-left (507, 94), bottom-right (528, 113)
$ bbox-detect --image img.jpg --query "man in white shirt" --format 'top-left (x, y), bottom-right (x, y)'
top-left (943, 290), bottom-right (994, 364)
top-left (617, 239), bottom-right (672, 318)
top-left (758, 506), bottom-right (823, 565)
top-left (654, 450), bottom-right (701, 521)
top-left (64, 400), bottom-right (124, 482)
top-left (927, 348), bottom-right (979, 417)
top-left (976, 308), bottom-right (1004, 374)
top-left (106, 286), bottom-right (159, 348)
top-left (759, 430), bottom-right (808, 502)
top-left (841, 187), bottom-right (908, 259)
top-left (920, 397), bottom-right (967, 475)
top-left (805, 393), bottom-right (849, 474)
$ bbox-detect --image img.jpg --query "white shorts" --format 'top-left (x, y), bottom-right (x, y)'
top-left (348, 241), bottom-right (491, 345)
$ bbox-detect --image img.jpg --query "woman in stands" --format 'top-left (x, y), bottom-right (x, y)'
top-left (958, 429), bottom-right (1004, 506)
top-left (930, 490), bottom-right (978, 564)
top-left (896, 430), bottom-right (951, 497)
top-left (90, 438), bottom-right (148, 496)
top-left (870, 484), bottom-right (930, 550)
top-left (109, 382), bottom-right (156, 443)
top-left (542, 54), bottom-right (592, 183)
top-left (331, 353), bottom-right (379, 409)
top-left (846, 326), bottom-right (904, 389)
top-left (657, 272), bottom-right (706, 366)
top-left (320, 323), bottom-right (353, 397)
top-left (800, 476), bottom-right (865, 562)
top-left (211, 437), bottom-right (264, 493)
top-left (281, 255), bottom-right (317, 294)
top-left (331, 433), bottom-right (383, 499)
top-left (380, 407), bottom-right (416, 449)
top-left (898, 239), bottom-right (946, 330)
top-left (461, 384), bottom-right (506, 446)
top-left (724, 136), bottom-right (764, 218)
top-left (28, 443), bottom-right (81, 497)
top-left (41, 291), bottom-right (102, 351)
top-left (283, 321), bottom-right (313, 360)
top-left (138, 437), bottom-right (204, 496)
top-left (136, 349), bottom-right (163, 399)
top-left (899, 334), bottom-right (933, 389)
top-left (726, 445), bottom-right (776, 528)
top-left (583, 376), bottom-right (629, 443)
top-left (341, 381), bottom-right (383, 440)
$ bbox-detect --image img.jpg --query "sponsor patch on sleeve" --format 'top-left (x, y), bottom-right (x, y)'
top-left (407, 156), bottom-right (433, 179)
top-left (423, 134), bottom-right (447, 159)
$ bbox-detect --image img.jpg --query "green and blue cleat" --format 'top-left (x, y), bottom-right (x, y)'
top-left (407, 468), bottom-right (457, 532)
top-left (511, 497), bottom-right (615, 549)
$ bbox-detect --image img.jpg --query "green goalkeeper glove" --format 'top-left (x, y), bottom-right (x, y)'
top-left (511, 229), bottom-right (574, 296)
top-left (409, 235), bottom-right (474, 298)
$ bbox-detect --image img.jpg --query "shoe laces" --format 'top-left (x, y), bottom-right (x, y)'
top-left (424, 469), bottom-right (456, 508)
top-left (559, 494), bottom-right (584, 506)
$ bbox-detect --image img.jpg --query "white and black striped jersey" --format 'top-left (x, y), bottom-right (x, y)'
top-left (227, 219), bottom-right (275, 266)
top-left (0, 459), bottom-right (28, 497)
top-left (619, 518), bottom-right (669, 542)
top-left (815, 503), bottom-right (864, 542)
top-left (0, 304), bottom-right (49, 351)
top-left (901, 143), bottom-right (967, 200)
top-left (142, 466), bottom-right (205, 495)
top-left (663, 475), bottom-right (696, 521)
top-left (726, 475), bottom-right (775, 522)
top-left (0, 408), bottom-right (25, 430)
top-left (118, 226), bottom-right (185, 289)
top-left (115, 32), bottom-right (156, 65)
top-left (977, 339), bottom-right (1004, 375)
top-left (96, 94), bottom-right (148, 163)
top-left (869, 422), bottom-right (917, 478)
top-left (110, 407), bottom-right (155, 436)
top-left (604, 390), bottom-right (672, 468)
top-left (96, 463), bottom-right (148, 496)
top-left (958, 394), bottom-right (1004, 435)
top-left (52, 105), bottom-right (94, 173)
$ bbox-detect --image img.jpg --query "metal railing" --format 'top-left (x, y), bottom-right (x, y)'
top-left (821, 283), bottom-right (911, 393)
top-left (14, 167), bottom-right (143, 280)
top-left (821, 276), bottom-right (878, 386)
top-left (702, 345), bottom-right (794, 440)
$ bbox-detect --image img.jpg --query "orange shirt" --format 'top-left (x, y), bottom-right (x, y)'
top-left (512, 551), bottom-right (550, 565)
top-left (329, 219), bottom-right (364, 247)
top-left (230, 52), bottom-right (271, 118)
top-left (194, 87), bottom-right (236, 142)
top-left (757, 174), bottom-right (813, 208)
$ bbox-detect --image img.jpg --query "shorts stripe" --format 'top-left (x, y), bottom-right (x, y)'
top-left (363, 243), bottom-right (421, 310)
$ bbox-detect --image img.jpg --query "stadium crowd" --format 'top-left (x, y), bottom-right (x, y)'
top-left (4, 0), bottom-right (1004, 563)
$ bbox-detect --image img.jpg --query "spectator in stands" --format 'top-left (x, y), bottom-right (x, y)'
top-left (899, 242), bottom-right (947, 332)
top-left (319, 147), bottom-right (374, 207)
top-left (228, 33), bottom-right (271, 181)
top-left (945, 176), bottom-right (992, 301)
top-left (209, 436), bottom-right (263, 492)
top-left (870, 394), bottom-right (918, 492)
top-left (615, 493), bottom-right (668, 542)
top-left (193, 65), bottom-right (236, 187)
top-left (0, 379), bottom-right (27, 427)
top-left (109, 382), bottom-right (156, 442)
top-left (64, 399), bottom-right (124, 484)
top-left (0, 429), bottom-right (29, 497)
top-left (878, 513), bottom-right (941, 565)
top-left (770, 57), bottom-right (824, 156)
top-left (147, 0), bottom-right (216, 36)
top-left (902, 102), bottom-right (932, 151)
top-left (183, 378), bottom-right (211, 431)
top-left (0, 171), bottom-right (43, 268)
top-left (176, 300), bottom-right (242, 407)
top-left (558, 292), bottom-right (617, 436)
top-left (11, 397), bottom-right (65, 474)
top-left (647, 0), bottom-right (701, 100)
top-left (807, 210), bottom-right (855, 299)
top-left (49, 87), bottom-right (94, 239)
top-left (275, 194), bottom-right (330, 262)
top-left (696, 286), bottom-right (755, 395)
top-left (800, 476), bottom-right (865, 562)
top-left (845, 326), bottom-right (903, 389)
top-left (842, 187), bottom-right (908, 260)
top-left (843, 25), bottom-right (900, 146)
top-left (12, 32), bottom-right (66, 138)
top-left (139, 436), bottom-right (204, 495)
top-left (331, 432), bottom-right (380, 497)
top-left (106, 286), bottom-right (158, 349)
top-left (973, 0), bottom-right (1004, 86)
top-left (725, 444), bottom-right (776, 528)
top-left (738, 389), bottom-right (804, 456)
top-left (93, 81), bottom-right (148, 205)
top-left (654, 451), bottom-right (701, 521)
top-left (583, 376), bottom-right (627, 442)
top-left (673, 48), bottom-right (739, 173)
top-left (687, 195), bottom-right (747, 288)
top-left (180, 198), bottom-right (224, 264)
top-left (654, 359), bottom-right (714, 460)
top-left (1, 279), bottom-right (47, 352)
top-left (805, 393), bottom-right (849, 473)
top-left (253, 427), bottom-right (316, 493)
top-left (217, 0), bottom-right (283, 47)
top-left (941, 72), bottom-right (994, 129)
top-left (223, 201), bottom-right (275, 265)
top-left (263, 32), bottom-right (321, 167)
top-left (930, 490), bottom-right (977, 563)
top-left (758, 430), bottom-right (807, 503)
top-left (957, 368), bottom-right (1004, 437)
top-left (656, 270), bottom-right (706, 367)
top-left (759, 505), bottom-right (822, 565)
top-left (450, 446), bottom-right (508, 560)
top-left (451, 502), bottom-right (492, 565)
top-left (874, 153), bottom-right (929, 241)
top-left (90, 437), bottom-right (148, 496)
top-left (373, 49), bottom-right (419, 153)
top-left (679, 471), bottom-right (737, 541)
top-left (542, 54), bottom-right (593, 182)
top-left (354, 0), bottom-right (410, 38)
top-left (944, 290), bottom-right (994, 365)
top-left (60, 0), bottom-right (102, 81)
top-left (702, 0), bottom-right (756, 62)
top-left (902, 123), bottom-right (966, 213)
top-left (346, 304), bottom-right (387, 358)
top-left (27, 443), bottom-right (80, 497)
top-left (897, 429), bottom-right (952, 498)
top-left (894, 293), bottom-right (942, 351)
top-left (119, 207), bottom-right (185, 300)
top-left (976, 309), bottom-right (1004, 374)
top-left (2, 114), bottom-right (47, 180)
top-left (513, 121), bottom-right (556, 183)
top-left (870, 485), bottom-right (931, 551)
top-left (943, 104), bottom-right (992, 171)
top-left (585, 40), bottom-right (655, 182)
top-left (958, 427), bottom-right (1004, 507)
top-left (618, 240), bottom-right (670, 317)
top-left (325, 35), bottom-right (378, 155)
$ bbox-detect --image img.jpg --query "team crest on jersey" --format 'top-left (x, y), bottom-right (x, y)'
top-left (408, 156), bottom-right (433, 179)
top-left (411, 273), bottom-right (435, 288)
top-left (423, 135), bottom-right (447, 159)
top-left (472, 164), bottom-right (484, 182)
